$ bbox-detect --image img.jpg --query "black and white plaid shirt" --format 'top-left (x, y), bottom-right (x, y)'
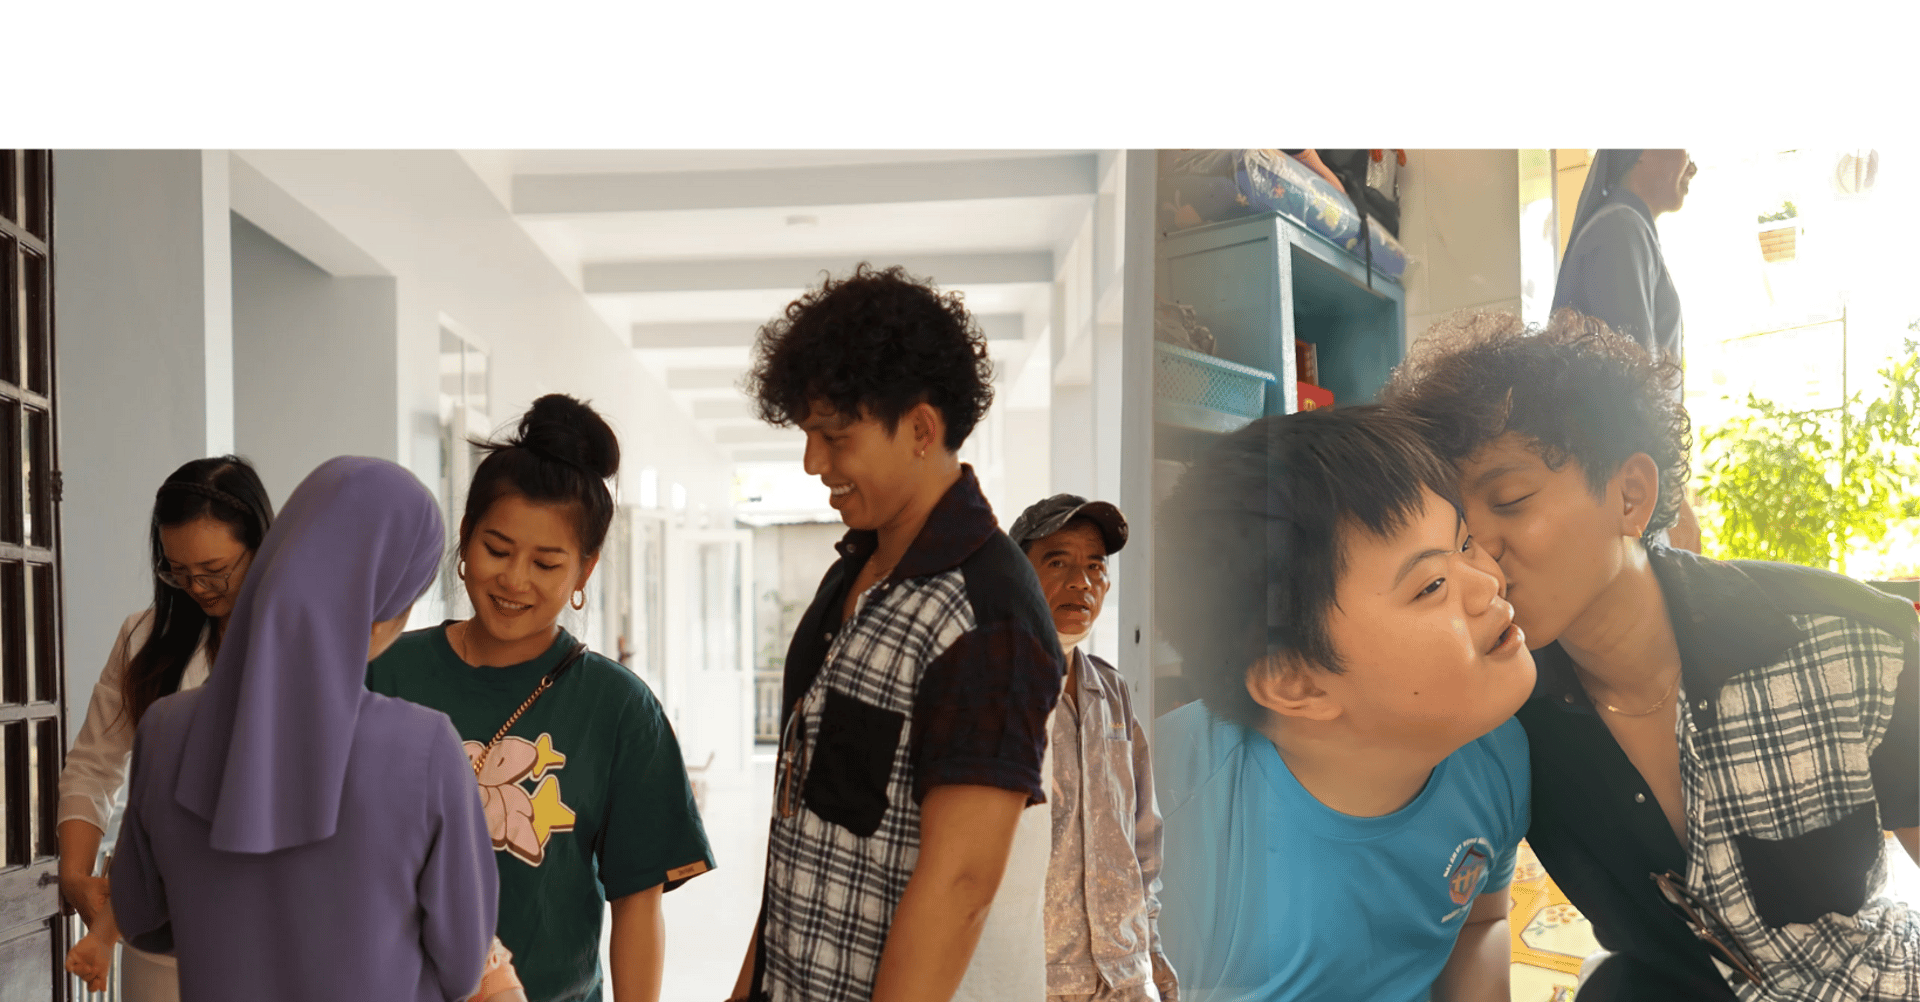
top-left (1523, 548), bottom-right (1920, 1001)
top-left (753, 466), bottom-right (1063, 1002)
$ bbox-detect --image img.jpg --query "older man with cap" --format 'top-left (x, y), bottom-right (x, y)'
top-left (1009, 494), bottom-right (1179, 1002)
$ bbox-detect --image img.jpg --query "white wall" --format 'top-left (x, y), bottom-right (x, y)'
top-left (55, 150), bottom-right (739, 764)
top-left (55, 150), bottom-right (234, 735)
top-left (1398, 150), bottom-right (1525, 344)
top-left (229, 150), bottom-right (743, 771)
top-left (228, 151), bottom-right (735, 516)
top-left (1045, 152), bottom-right (1147, 679)
top-left (1000, 408), bottom-right (1051, 518)
top-left (231, 214), bottom-right (399, 510)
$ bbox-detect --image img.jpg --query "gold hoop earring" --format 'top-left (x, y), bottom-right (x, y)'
top-left (571, 589), bottom-right (586, 610)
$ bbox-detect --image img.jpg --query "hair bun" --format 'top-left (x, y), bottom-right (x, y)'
top-left (513, 394), bottom-right (620, 481)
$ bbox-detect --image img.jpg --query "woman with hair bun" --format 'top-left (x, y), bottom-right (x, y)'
top-left (370, 393), bottom-right (714, 1002)
top-left (59, 455), bottom-right (275, 999)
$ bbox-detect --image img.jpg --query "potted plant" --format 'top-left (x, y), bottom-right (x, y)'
top-left (1697, 338), bottom-right (1919, 574)
top-left (1757, 200), bottom-right (1798, 262)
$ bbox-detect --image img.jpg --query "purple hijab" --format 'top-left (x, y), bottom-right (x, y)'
top-left (172, 455), bottom-right (445, 854)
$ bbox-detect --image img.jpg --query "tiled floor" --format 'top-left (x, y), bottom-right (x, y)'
top-left (598, 752), bottom-right (776, 1002)
top-left (1507, 832), bottom-right (1920, 1001)
top-left (1507, 840), bottom-right (1592, 1000)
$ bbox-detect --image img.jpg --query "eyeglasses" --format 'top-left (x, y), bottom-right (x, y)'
top-left (1650, 870), bottom-right (1765, 987)
top-left (156, 552), bottom-right (250, 595)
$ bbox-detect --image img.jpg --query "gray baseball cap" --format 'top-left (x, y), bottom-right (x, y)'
top-left (1008, 493), bottom-right (1128, 555)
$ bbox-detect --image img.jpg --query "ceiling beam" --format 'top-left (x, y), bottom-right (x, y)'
top-left (513, 154), bottom-right (1097, 215)
top-left (715, 426), bottom-right (801, 445)
top-left (586, 252), bottom-right (1052, 296)
top-left (663, 368), bottom-right (744, 391)
top-left (691, 398), bottom-right (754, 420)
top-left (633, 312), bottom-right (1025, 349)
top-left (732, 447), bottom-right (804, 463)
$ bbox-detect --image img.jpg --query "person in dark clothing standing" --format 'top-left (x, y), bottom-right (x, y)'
top-left (1552, 148), bottom-right (1701, 550)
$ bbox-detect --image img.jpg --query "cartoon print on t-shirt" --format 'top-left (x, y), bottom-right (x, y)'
top-left (466, 733), bottom-right (576, 866)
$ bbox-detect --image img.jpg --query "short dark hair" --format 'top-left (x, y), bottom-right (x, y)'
top-left (1380, 308), bottom-right (1690, 544)
top-left (462, 394), bottom-right (621, 558)
top-left (743, 263), bottom-right (995, 451)
top-left (1156, 405), bottom-right (1461, 730)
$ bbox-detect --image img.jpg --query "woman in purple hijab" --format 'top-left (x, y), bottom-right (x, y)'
top-left (110, 456), bottom-right (499, 1002)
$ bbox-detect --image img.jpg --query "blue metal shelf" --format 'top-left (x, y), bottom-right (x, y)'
top-left (1158, 211), bottom-right (1407, 425)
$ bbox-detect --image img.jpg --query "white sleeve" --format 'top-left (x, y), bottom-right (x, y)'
top-left (57, 612), bottom-right (148, 834)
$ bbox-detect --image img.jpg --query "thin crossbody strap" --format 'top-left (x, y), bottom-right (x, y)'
top-left (471, 640), bottom-right (590, 777)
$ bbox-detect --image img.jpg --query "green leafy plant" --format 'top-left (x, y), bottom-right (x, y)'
top-left (1697, 339), bottom-right (1920, 573)
top-left (1757, 200), bottom-right (1799, 224)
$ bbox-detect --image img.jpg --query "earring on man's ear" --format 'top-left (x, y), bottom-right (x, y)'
top-left (571, 589), bottom-right (587, 610)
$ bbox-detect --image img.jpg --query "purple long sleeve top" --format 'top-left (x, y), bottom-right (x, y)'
top-left (112, 691), bottom-right (497, 1001)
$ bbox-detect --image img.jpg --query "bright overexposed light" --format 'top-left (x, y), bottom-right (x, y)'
top-left (1658, 147), bottom-right (1920, 577)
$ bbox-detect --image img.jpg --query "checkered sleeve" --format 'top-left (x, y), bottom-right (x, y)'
top-left (909, 620), bottom-right (1062, 805)
top-left (1870, 609), bottom-right (1920, 830)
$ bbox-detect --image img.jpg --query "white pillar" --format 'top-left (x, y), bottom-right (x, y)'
top-left (55, 150), bottom-right (234, 736)
top-left (230, 213), bottom-right (399, 512)
top-left (1114, 151), bottom-right (1158, 705)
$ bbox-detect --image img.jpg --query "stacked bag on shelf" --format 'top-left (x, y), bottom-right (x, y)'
top-left (1161, 149), bottom-right (1409, 280)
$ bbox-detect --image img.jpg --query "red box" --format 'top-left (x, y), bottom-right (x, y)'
top-left (1296, 382), bottom-right (1334, 411)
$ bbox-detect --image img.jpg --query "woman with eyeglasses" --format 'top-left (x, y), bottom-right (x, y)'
top-left (57, 456), bottom-right (275, 1000)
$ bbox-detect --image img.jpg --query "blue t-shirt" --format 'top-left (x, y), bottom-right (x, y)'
top-left (1154, 704), bottom-right (1530, 1002)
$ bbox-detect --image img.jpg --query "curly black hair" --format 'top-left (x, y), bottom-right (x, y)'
top-left (1380, 308), bottom-right (1691, 544)
top-left (743, 263), bottom-right (995, 451)
top-left (1156, 406), bottom-right (1462, 731)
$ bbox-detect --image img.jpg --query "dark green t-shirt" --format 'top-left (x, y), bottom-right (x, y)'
top-left (367, 625), bottom-right (714, 1002)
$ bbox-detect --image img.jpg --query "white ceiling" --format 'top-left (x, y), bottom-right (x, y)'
top-left (479, 149), bottom-right (1097, 468)
top-left (493, 149), bottom-right (1076, 175)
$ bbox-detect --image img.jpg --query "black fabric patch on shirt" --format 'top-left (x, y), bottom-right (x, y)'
top-left (803, 689), bottom-right (907, 837)
top-left (1732, 801), bottom-right (1882, 929)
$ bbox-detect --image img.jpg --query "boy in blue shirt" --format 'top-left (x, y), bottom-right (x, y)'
top-left (1153, 405), bottom-right (1536, 1002)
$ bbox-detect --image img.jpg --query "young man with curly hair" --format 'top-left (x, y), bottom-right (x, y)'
top-left (729, 264), bottom-right (1065, 1002)
top-left (1154, 405), bottom-right (1535, 1002)
top-left (1383, 309), bottom-right (1920, 1001)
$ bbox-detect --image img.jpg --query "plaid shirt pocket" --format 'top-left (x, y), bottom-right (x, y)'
top-left (1730, 801), bottom-right (1882, 929)
top-left (802, 690), bottom-right (907, 838)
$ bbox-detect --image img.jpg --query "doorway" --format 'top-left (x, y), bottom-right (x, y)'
top-left (0, 149), bottom-right (73, 1000)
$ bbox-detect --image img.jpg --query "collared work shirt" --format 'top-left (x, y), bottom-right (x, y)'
top-left (755, 465), bottom-right (1064, 1002)
top-left (1521, 547), bottom-right (1920, 1001)
top-left (1046, 648), bottom-right (1178, 1001)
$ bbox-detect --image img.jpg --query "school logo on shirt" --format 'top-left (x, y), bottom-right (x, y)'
top-left (1441, 837), bottom-right (1494, 921)
top-left (466, 733), bottom-right (576, 867)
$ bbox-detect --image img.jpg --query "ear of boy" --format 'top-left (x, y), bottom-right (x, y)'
top-left (1246, 653), bottom-right (1343, 723)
